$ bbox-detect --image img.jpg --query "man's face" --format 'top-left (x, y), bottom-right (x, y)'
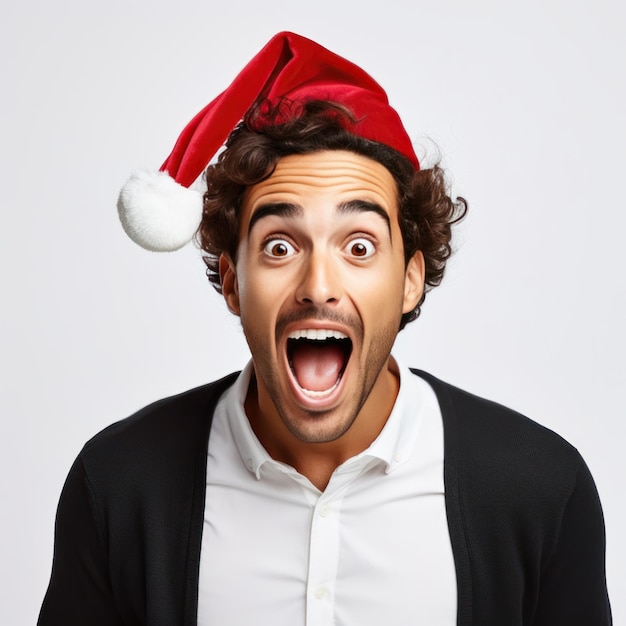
top-left (220, 150), bottom-right (424, 445)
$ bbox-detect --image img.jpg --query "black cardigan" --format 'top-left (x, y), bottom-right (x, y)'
top-left (38, 370), bottom-right (612, 625)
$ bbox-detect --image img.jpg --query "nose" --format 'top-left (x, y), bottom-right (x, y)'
top-left (295, 250), bottom-right (341, 305)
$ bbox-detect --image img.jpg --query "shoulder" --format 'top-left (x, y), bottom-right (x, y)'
top-left (411, 369), bottom-right (584, 499)
top-left (412, 368), bottom-right (580, 460)
top-left (410, 371), bottom-right (611, 621)
top-left (78, 372), bottom-right (240, 487)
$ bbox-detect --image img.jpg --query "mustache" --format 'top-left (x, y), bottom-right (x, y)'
top-left (275, 307), bottom-right (363, 340)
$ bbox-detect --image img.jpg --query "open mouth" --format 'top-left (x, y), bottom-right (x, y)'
top-left (286, 329), bottom-right (353, 398)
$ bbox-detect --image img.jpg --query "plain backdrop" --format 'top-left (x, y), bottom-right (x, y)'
top-left (1, 1), bottom-right (624, 623)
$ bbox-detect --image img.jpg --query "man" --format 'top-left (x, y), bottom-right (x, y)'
top-left (39, 32), bottom-right (611, 625)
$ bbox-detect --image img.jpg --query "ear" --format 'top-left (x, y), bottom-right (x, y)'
top-left (219, 254), bottom-right (240, 316)
top-left (402, 250), bottom-right (425, 314)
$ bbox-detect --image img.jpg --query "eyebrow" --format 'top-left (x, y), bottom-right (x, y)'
top-left (247, 199), bottom-right (392, 237)
top-left (337, 199), bottom-right (391, 235)
top-left (247, 203), bottom-right (302, 235)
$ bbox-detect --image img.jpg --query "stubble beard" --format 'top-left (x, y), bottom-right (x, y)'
top-left (243, 306), bottom-right (400, 444)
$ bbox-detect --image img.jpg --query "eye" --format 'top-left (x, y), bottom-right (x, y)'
top-left (346, 237), bottom-right (375, 258)
top-left (263, 238), bottom-right (296, 258)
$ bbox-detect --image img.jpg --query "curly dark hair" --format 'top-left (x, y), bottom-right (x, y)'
top-left (197, 99), bottom-right (467, 329)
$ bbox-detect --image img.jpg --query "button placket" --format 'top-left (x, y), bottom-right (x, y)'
top-left (305, 463), bottom-right (370, 624)
top-left (305, 497), bottom-right (340, 624)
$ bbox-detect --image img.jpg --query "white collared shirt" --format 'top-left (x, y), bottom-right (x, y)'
top-left (198, 359), bottom-right (456, 625)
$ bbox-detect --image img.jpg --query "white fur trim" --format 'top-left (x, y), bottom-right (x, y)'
top-left (117, 170), bottom-right (203, 252)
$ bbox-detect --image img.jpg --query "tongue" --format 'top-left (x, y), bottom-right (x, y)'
top-left (291, 341), bottom-right (346, 392)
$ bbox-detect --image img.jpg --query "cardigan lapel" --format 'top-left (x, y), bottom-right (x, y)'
top-left (412, 370), bottom-right (472, 625)
top-left (182, 372), bottom-right (240, 626)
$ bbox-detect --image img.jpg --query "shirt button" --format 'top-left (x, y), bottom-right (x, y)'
top-left (319, 505), bottom-right (330, 518)
top-left (314, 586), bottom-right (328, 600)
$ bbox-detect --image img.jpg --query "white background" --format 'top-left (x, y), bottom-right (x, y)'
top-left (1, 1), bottom-right (624, 623)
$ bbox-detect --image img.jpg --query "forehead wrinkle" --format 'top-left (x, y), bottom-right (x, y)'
top-left (259, 167), bottom-right (390, 189)
top-left (257, 153), bottom-right (395, 190)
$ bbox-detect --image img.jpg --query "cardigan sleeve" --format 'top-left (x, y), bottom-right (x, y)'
top-left (532, 455), bottom-right (612, 625)
top-left (38, 455), bottom-right (125, 626)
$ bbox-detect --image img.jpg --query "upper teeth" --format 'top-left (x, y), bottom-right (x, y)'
top-left (288, 329), bottom-right (348, 340)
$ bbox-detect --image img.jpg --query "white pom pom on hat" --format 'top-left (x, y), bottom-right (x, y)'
top-left (117, 32), bottom-right (418, 252)
top-left (117, 171), bottom-right (203, 252)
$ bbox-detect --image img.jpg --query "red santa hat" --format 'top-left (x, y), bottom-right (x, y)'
top-left (117, 31), bottom-right (418, 252)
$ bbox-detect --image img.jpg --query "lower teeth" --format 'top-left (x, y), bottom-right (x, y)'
top-left (299, 379), bottom-right (340, 398)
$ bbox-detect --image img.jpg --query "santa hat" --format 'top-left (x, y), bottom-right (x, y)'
top-left (117, 31), bottom-right (418, 252)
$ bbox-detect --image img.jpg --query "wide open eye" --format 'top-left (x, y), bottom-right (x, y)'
top-left (263, 238), bottom-right (296, 258)
top-left (345, 237), bottom-right (375, 258)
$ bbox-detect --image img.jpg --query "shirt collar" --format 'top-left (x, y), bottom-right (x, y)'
top-left (358, 355), bottom-right (425, 473)
top-left (225, 361), bottom-right (269, 479)
top-left (224, 357), bottom-right (426, 478)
